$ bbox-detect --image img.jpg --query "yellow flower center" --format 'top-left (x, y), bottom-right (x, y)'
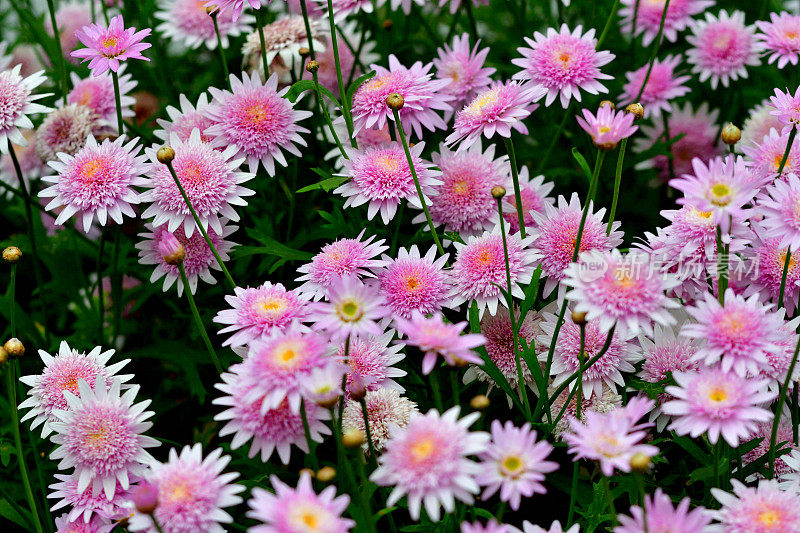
top-left (452, 179), bottom-right (469, 195)
top-left (336, 299), bottom-right (363, 323)
top-left (259, 297), bottom-right (286, 317)
top-left (79, 158), bottom-right (106, 182)
top-left (376, 154), bottom-right (401, 174)
top-left (598, 126), bottom-right (611, 134)
top-left (775, 155), bottom-right (792, 172)
top-left (501, 455), bottom-right (525, 476)
top-left (758, 508), bottom-right (780, 526)
top-left (102, 36), bottom-right (118, 48)
top-left (709, 183), bottom-right (732, 206)
top-left (466, 90), bottom-right (499, 115)
top-left (708, 388), bottom-right (728, 403)
top-left (163, 480), bottom-right (194, 506)
top-left (405, 276), bottom-right (420, 291)
top-left (410, 437), bottom-right (435, 462)
top-left (247, 103), bottom-right (269, 124)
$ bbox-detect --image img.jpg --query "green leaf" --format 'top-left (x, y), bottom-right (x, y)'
top-left (0, 498), bottom-right (30, 529)
top-left (233, 243), bottom-right (312, 262)
top-left (572, 147), bottom-right (593, 183)
top-left (283, 79), bottom-right (338, 103)
top-left (346, 70), bottom-right (377, 108)
top-left (297, 175), bottom-right (349, 193)
top-left (519, 264), bottom-right (542, 321)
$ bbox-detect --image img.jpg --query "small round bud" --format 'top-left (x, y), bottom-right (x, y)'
top-left (206, 5), bottom-right (218, 16)
top-left (3, 246), bottom-right (22, 263)
top-left (158, 232), bottom-right (185, 266)
top-left (156, 146), bottom-right (175, 164)
top-left (386, 93), bottom-right (405, 111)
top-left (305, 60), bottom-right (320, 73)
top-left (299, 47), bottom-right (310, 59)
top-left (131, 482), bottom-right (159, 514)
top-left (349, 375), bottom-right (367, 403)
top-left (316, 466), bottom-right (336, 482)
top-left (624, 103), bottom-right (644, 120)
top-left (470, 394), bottom-right (490, 410)
top-left (599, 100), bottom-right (615, 109)
top-left (571, 311), bottom-right (588, 325)
top-left (4, 338), bottom-right (24, 358)
top-left (630, 453), bottom-right (652, 473)
top-left (490, 186), bottom-right (506, 199)
top-left (299, 467), bottom-right (316, 479)
top-left (721, 123), bottom-right (741, 145)
top-left (0, 347), bottom-right (8, 366)
top-left (342, 429), bottom-right (365, 448)
top-left (382, 19), bottom-right (393, 30)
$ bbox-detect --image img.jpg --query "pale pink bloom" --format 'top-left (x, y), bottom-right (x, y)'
top-left (754, 311), bottom-right (800, 386)
top-left (662, 368), bottom-right (774, 446)
top-left (6, 44), bottom-right (44, 78)
top-left (247, 472), bottom-right (354, 533)
top-left (0, 65), bottom-right (50, 154)
top-left (756, 11), bottom-right (800, 69)
top-left (351, 54), bottom-right (454, 138)
top-left (1, 130), bottom-right (42, 186)
top-left (512, 24), bottom-right (615, 108)
top-left (68, 69), bottom-right (137, 132)
top-left (502, 167), bottom-right (554, 235)
top-left (54, 513), bottom-right (114, 533)
top-left (371, 407), bottom-right (489, 521)
top-left (742, 419), bottom-right (796, 480)
top-left (49, 473), bottom-right (132, 523)
top-left (742, 100), bottom-right (786, 146)
top-left (433, 33), bottom-right (495, 111)
top-left (710, 479), bottom-right (800, 532)
top-left (770, 86), bottom-right (800, 132)
top-left (300, 360), bottom-right (346, 407)
top-left (40, 135), bottom-right (147, 233)
top-left (686, 10), bottom-right (761, 89)
top-left (461, 521), bottom-right (514, 533)
top-left (46, 2), bottom-right (92, 63)
top-left (35, 105), bottom-right (99, 164)
top-left (759, 173), bottom-right (800, 252)
top-left (205, 71), bottom-right (312, 175)
top-left (521, 521), bottom-right (579, 533)
top-left (156, 0), bottom-right (253, 50)
top-left (377, 245), bottom-right (451, 319)
top-left (140, 129), bottom-right (255, 237)
top-left (342, 387), bottom-right (419, 452)
top-left (316, 0), bottom-right (376, 21)
top-left (213, 282), bottom-right (310, 347)
top-left (394, 312), bottom-right (485, 374)
top-left (154, 93), bottom-right (215, 144)
top-left (300, 25), bottom-right (377, 98)
top-left (621, 55), bottom-right (691, 118)
top-left (614, 489), bottom-right (714, 533)
top-left (337, 331), bottom-right (407, 394)
top-left (311, 276), bottom-right (389, 341)
top-left (376, 0), bottom-right (424, 15)
top-left (204, 0), bottom-right (270, 22)
top-left (576, 104), bottom-right (638, 150)
top-left (49, 376), bottom-right (159, 500)
top-left (618, 0), bottom-right (714, 46)
top-left (241, 15), bottom-right (326, 83)
top-left (71, 15), bottom-right (152, 76)
top-left (741, 126), bottom-right (800, 181)
top-left (549, 385), bottom-right (623, 440)
top-left (660, 203), bottom-right (749, 261)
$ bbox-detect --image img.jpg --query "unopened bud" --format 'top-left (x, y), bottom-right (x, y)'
top-left (624, 103), bottom-right (644, 120)
top-left (470, 394), bottom-right (490, 410)
top-left (382, 19), bottom-right (393, 31)
top-left (131, 482), bottom-right (159, 514)
top-left (299, 467), bottom-right (315, 479)
top-left (316, 466), bottom-right (336, 482)
top-left (4, 338), bottom-right (24, 358)
top-left (599, 100), bottom-right (615, 109)
top-left (156, 145), bottom-right (175, 164)
top-left (342, 429), bottom-right (365, 448)
top-left (299, 47), bottom-right (310, 59)
top-left (3, 246), bottom-right (21, 263)
top-left (721, 123), bottom-right (741, 145)
top-left (306, 60), bottom-right (320, 73)
top-left (630, 453), bottom-right (652, 473)
top-left (571, 311), bottom-right (588, 325)
top-left (206, 5), bottom-right (217, 16)
top-left (349, 375), bottom-right (367, 402)
top-left (386, 93), bottom-right (404, 111)
top-left (0, 347), bottom-right (8, 366)
top-left (491, 186), bottom-right (506, 199)
top-left (158, 232), bottom-right (185, 266)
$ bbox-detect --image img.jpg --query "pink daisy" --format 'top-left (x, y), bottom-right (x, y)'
top-left (741, 126), bottom-right (800, 181)
top-left (46, 2), bottom-right (92, 64)
top-left (512, 24), bottom-right (614, 108)
top-left (54, 514), bottom-right (113, 533)
top-left (49, 376), bottom-right (159, 500)
top-left (759, 173), bottom-right (800, 252)
top-left (71, 15), bottom-right (152, 76)
top-left (300, 360), bottom-right (346, 407)
top-left (769, 86), bottom-right (800, 133)
top-left (461, 521), bottom-right (514, 533)
top-left (476, 421), bottom-right (557, 511)
top-left (34, 104), bottom-right (99, 164)
top-left (241, 15), bottom-right (326, 82)
top-left (135, 222), bottom-right (237, 296)
top-left (394, 312), bottom-right (485, 374)
top-left (521, 521), bottom-right (579, 533)
top-left (742, 100), bottom-right (786, 147)
top-left (156, 0), bottom-right (253, 50)
top-left (686, 10), bottom-right (761, 89)
top-left (615, 489), bottom-right (714, 533)
top-left (529, 193), bottom-right (623, 298)
top-left (205, 71), bottom-right (312, 175)
top-left (576, 104), bottom-right (639, 150)
top-left (710, 479), bottom-right (800, 531)
top-left (300, 25), bottom-right (377, 98)
top-left (549, 385), bottom-right (623, 439)
top-left (377, 245), bottom-right (451, 319)
top-left (619, 0), bottom-right (714, 46)
top-left (351, 54), bottom-right (454, 139)
top-left (621, 55), bottom-right (691, 118)
top-left (310, 276), bottom-right (389, 341)
top-left (296, 230), bottom-right (388, 300)
top-left (49, 473), bottom-right (132, 523)
top-left (140, 129), bottom-right (255, 237)
top-left (154, 93), bottom-right (215, 144)
top-left (204, 0), bottom-right (267, 22)
top-left (342, 387), bottom-right (419, 452)
top-left (448, 227), bottom-right (538, 316)
top-left (754, 311), bottom-right (800, 385)
top-left (371, 406), bottom-right (489, 521)
top-left (247, 472), bottom-right (354, 533)
top-left (316, 0), bottom-right (376, 22)
top-left (128, 445), bottom-right (244, 533)
top-left (68, 69), bottom-right (137, 132)
top-left (662, 368), bottom-right (774, 446)
top-left (335, 141), bottom-right (442, 224)
top-left (18, 341), bottom-right (132, 438)
top-left (0, 65), bottom-right (50, 154)
top-left (39, 135), bottom-right (147, 233)
top-left (502, 167), bottom-right (554, 234)
top-left (445, 81), bottom-right (546, 148)
top-left (756, 11), bottom-right (800, 69)
top-left (1, 130), bottom-right (42, 187)
top-left (660, 203), bottom-right (749, 261)
top-left (433, 33), bottom-right (496, 112)
top-left (337, 331), bottom-right (407, 394)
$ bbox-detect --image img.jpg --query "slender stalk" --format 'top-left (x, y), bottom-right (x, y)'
top-left (300, 399), bottom-right (320, 470)
top-left (97, 230), bottom-right (106, 344)
top-left (430, 372), bottom-right (444, 412)
top-left (325, 0), bottom-right (355, 145)
top-left (298, 0), bottom-right (317, 59)
top-left (311, 69), bottom-right (347, 160)
top-left (793, 384), bottom-right (799, 445)
top-left (162, 160), bottom-right (236, 290)
top-left (663, 113), bottom-right (676, 182)
top-left (111, 71), bottom-right (124, 135)
top-left (566, 323), bottom-right (586, 525)
top-left (110, 227), bottom-right (122, 346)
top-left (464, 0), bottom-right (479, 40)
top-left (210, 11), bottom-right (231, 89)
top-left (178, 262), bottom-right (222, 373)
top-left (9, 263), bottom-right (16, 336)
top-left (391, 107), bottom-right (445, 256)
top-left (535, 103), bottom-right (573, 175)
top-left (150, 513), bottom-right (166, 533)
top-left (337, 336), bottom-right (350, 435)
top-left (359, 398), bottom-right (379, 466)
top-left (779, 250), bottom-right (792, 309)
top-left (45, 0), bottom-right (68, 105)
top-left (503, 137), bottom-right (527, 239)
top-left (603, 476), bottom-right (618, 525)
top-left (768, 334), bottom-right (800, 478)
top-left (607, 138), bottom-right (627, 234)
top-left (255, 9), bottom-right (270, 79)
top-left (716, 226), bottom-right (728, 304)
top-left (597, 0), bottom-right (621, 48)
top-left (633, 0), bottom-right (672, 102)
top-left (777, 126), bottom-right (798, 178)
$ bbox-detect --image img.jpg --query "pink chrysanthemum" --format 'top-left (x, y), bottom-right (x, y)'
top-left (621, 55), bottom-right (691, 118)
top-left (49, 472), bottom-right (131, 523)
top-left (615, 489), bottom-right (714, 533)
top-left (154, 93), bottom-right (215, 144)
top-left (336, 141), bottom-right (442, 224)
top-left (521, 521), bottom-right (579, 533)
top-left (660, 203), bottom-right (749, 261)
top-left (448, 228), bottom-right (538, 316)
top-left (576, 104), bottom-right (638, 150)
top-left (619, 0), bottom-right (714, 46)
top-left (512, 24), bottom-right (614, 108)
top-left (310, 276), bottom-right (389, 341)
top-left (461, 520), bottom-right (514, 533)
top-left (395, 312), bottom-right (485, 374)
top-left (0, 65), bottom-right (50, 154)
top-left (476, 421), bottom-right (557, 511)
top-left (337, 331), bottom-right (406, 394)
top-left (662, 368), bottom-right (774, 446)
top-left (742, 419), bottom-right (796, 480)
top-left (40, 135), bottom-right (147, 233)
top-left (759, 173), bottom-right (800, 252)
top-left (247, 473), bottom-right (354, 533)
top-left (377, 245), bottom-right (451, 319)
top-left (682, 288), bottom-right (782, 376)
top-left (742, 100), bottom-right (786, 146)
top-left (342, 387), bottom-right (419, 452)
top-left (351, 54), bottom-right (453, 138)
top-left (19, 341), bottom-right (132, 438)
top-left (753, 310), bottom-right (800, 385)
top-left (502, 167), bottom-right (554, 234)
top-left (686, 10), bottom-right (761, 89)
top-left (423, 142), bottom-right (509, 236)
top-left (300, 360), bottom-right (346, 407)
top-left (46, 2), bottom-right (93, 63)
top-left (68, 70), bottom-right (137, 132)
top-left (742, 126), bottom-right (800, 181)
top-left (203, 0), bottom-right (267, 23)
top-left (1, 130), bottom-right (42, 187)
top-left (49, 376), bottom-right (159, 500)
top-left (296, 230), bottom-right (388, 300)
top-left (757, 11), bottom-right (800, 69)
top-left (371, 407), bottom-right (489, 521)
top-left (317, 0), bottom-right (376, 22)
top-left (140, 129), bottom-right (255, 236)
top-left (135, 222), bottom-right (237, 296)
top-left (549, 385), bottom-right (623, 439)
top-left (433, 33), bottom-right (495, 112)
top-left (241, 15), bottom-right (326, 83)
top-left (6, 44), bottom-right (44, 78)
top-left (205, 71), bottom-right (312, 175)
top-left (71, 15), bottom-right (152, 76)
top-left (34, 104), bottom-right (99, 164)
top-left (156, 0), bottom-right (253, 50)
top-left (213, 282), bottom-right (309, 347)
top-left (213, 371), bottom-right (331, 463)
top-left (54, 513), bottom-right (114, 533)
top-left (710, 479), bottom-right (800, 532)
top-left (446, 81), bottom-right (546, 148)
top-left (128, 445), bottom-right (244, 533)
top-left (529, 193), bottom-right (623, 298)
top-left (770, 86), bottom-right (800, 133)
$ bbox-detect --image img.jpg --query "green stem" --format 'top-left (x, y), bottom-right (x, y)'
top-left (150, 513), bottom-right (166, 533)
top-left (535, 103), bottom-right (573, 175)
top-left (178, 262), bottom-right (222, 373)
top-left (607, 138), bottom-right (627, 235)
top-left (716, 226), bottom-right (728, 304)
top-left (663, 113), bottom-right (676, 182)
top-left (567, 461), bottom-right (580, 525)
top-left (597, 0), bottom-right (621, 48)
top-left (338, 336), bottom-right (350, 435)
top-left (299, 0), bottom-right (317, 59)
top-left (779, 250), bottom-right (792, 309)
top-left (45, 0), bottom-right (68, 105)
top-left (503, 137), bottom-right (527, 238)
top-left (431, 372), bottom-right (444, 412)
top-left (111, 226), bottom-right (122, 346)
top-left (210, 12), bottom-right (231, 89)
top-left (359, 398), bottom-right (379, 466)
top-left (97, 229), bottom-right (106, 344)
top-left (325, 0), bottom-right (355, 146)
top-left (464, 0), bottom-right (478, 40)
top-left (256, 10), bottom-right (270, 79)
top-left (567, 323), bottom-right (587, 525)
top-left (603, 476), bottom-right (618, 525)
top-left (311, 70), bottom-right (348, 159)
top-left (111, 70), bottom-right (124, 135)
top-left (9, 263), bottom-right (16, 336)
top-left (769, 334), bottom-right (800, 478)
top-left (633, 0), bottom-right (672, 102)
top-left (777, 126), bottom-right (798, 178)
top-left (300, 399), bottom-right (320, 470)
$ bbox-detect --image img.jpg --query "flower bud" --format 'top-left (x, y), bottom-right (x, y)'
top-left (624, 103), bottom-right (644, 120)
top-left (158, 232), bottom-right (185, 266)
top-left (470, 394), bottom-right (490, 410)
top-left (316, 466), bottom-right (336, 482)
top-left (571, 311), bottom-right (588, 325)
top-left (386, 93), bottom-right (404, 111)
top-left (206, 5), bottom-right (218, 16)
top-left (3, 246), bottom-right (21, 263)
top-left (342, 429), bottom-right (365, 448)
top-left (0, 347), bottom-right (8, 366)
top-left (630, 452), bottom-right (652, 473)
top-left (300, 467), bottom-right (315, 479)
top-left (306, 60), bottom-right (320, 73)
top-left (4, 338), bottom-right (24, 358)
top-left (721, 123), bottom-right (741, 145)
top-left (131, 482), bottom-right (159, 515)
top-left (491, 186), bottom-right (506, 199)
top-left (599, 100), bottom-right (615, 109)
top-left (156, 146), bottom-right (175, 164)
top-left (382, 19), bottom-right (393, 31)
top-left (299, 47), bottom-right (310, 59)
top-left (349, 375), bottom-right (367, 402)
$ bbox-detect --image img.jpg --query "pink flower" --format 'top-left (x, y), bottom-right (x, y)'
top-left (0, 65), bottom-right (50, 154)
top-left (54, 513), bottom-right (114, 533)
top-left (351, 54), bottom-right (453, 139)
top-left (686, 10), bottom-right (761, 89)
top-left (394, 312), bottom-right (485, 374)
top-left (317, 0), bottom-right (376, 22)
top-left (446, 81), bottom-right (546, 148)
top-left (621, 55), bottom-right (691, 118)
top-left (741, 126), bottom-right (800, 181)
top-left (311, 276), bottom-right (389, 341)
top-left (377, 245), bottom-right (451, 319)
top-left (461, 521), bottom-right (514, 533)
top-left (512, 24), bottom-right (614, 108)
top-left (618, 0), bottom-right (714, 46)
top-left (742, 419), bottom-right (796, 479)
top-left (46, 2), bottom-right (92, 63)
top-left (241, 15), bottom-right (326, 82)
top-left (204, 0), bottom-right (268, 22)
top-left (521, 521), bottom-right (579, 533)
top-left (614, 489), bottom-right (714, 533)
top-left (759, 173), bottom-right (800, 252)
top-left (370, 407), bottom-right (489, 521)
top-left (769, 86), bottom-right (800, 133)
top-left (68, 69), bottom-right (137, 132)
top-left (300, 360), bottom-right (346, 407)
top-left (433, 33), bottom-right (496, 111)
top-left (502, 167), bottom-right (554, 235)
top-left (342, 387), bottom-right (419, 452)
top-left (71, 15), bottom-right (152, 76)
top-left (742, 100), bottom-right (786, 146)
top-left (338, 331), bottom-right (406, 394)
top-left (50, 473), bottom-right (132, 523)
top-left (247, 472), bottom-right (354, 533)
top-left (34, 104), bottom-right (99, 164)
top-left (156, 0), bottom-right (253, 50)
top-left (662, 368), bottom-right (774, 446)
top-left (710, 479), bottom-right (800, 531)
top-left (756, 11), bottom-right (800, 69)
top-left (576, 104), bottom-right (638, 150)
top-left (154, 93), bottom-right (215, 144)
top-left (40, 135), bottom-right (147, 233)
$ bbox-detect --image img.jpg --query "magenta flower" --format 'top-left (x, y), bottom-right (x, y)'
top-left (377, 245), bottom-right (451, 319)
top-left (756, 11), bottom-right (800, 69)
top-left (49, 472), bottom-right (131, 523)
top-left (759, 173), bottom-right (800, 252)
top-left (338, 332), bottom-right (406, 394)
top-left (0, 65), bottom-right (50, 154)
top-left (769, 86), bottom-right (800, 133)
top-left (433, 33), bottom-right (496, 111)
top-left (614, 489), bottom-right (714, 533)
top-left (621, 55), bottom-right (691, 118)
top-left (311, 276), bottom-right (389, 341)
top-left (741, 126), bottom-right (800, 181)
top-left (394, 312), bottom-right (485, 374)
top-left (154, 93), bottom-right (215, 144)
top-left (742, 419), bottom-right (796, 479)
top-left (502, 167), bottom-right (554, 235)
top-left (54, 513), bottom-right (113, 533)
top-left (71, 15), bottom-right (151, 76)
top-left (710, 479), bottom-right (800, 531)
top-left (576, 104), bottom-right (638, 150)
top-left (618, 0), bottom-right (714, 46)
top-left (743, 232), bottom-right (800, 316)
top-left (204, 0), bottom-right (268, 22)
top-left (68, 69), bottom-right (137, 132)
top-left (156, 0), bottom-right (253, 50)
